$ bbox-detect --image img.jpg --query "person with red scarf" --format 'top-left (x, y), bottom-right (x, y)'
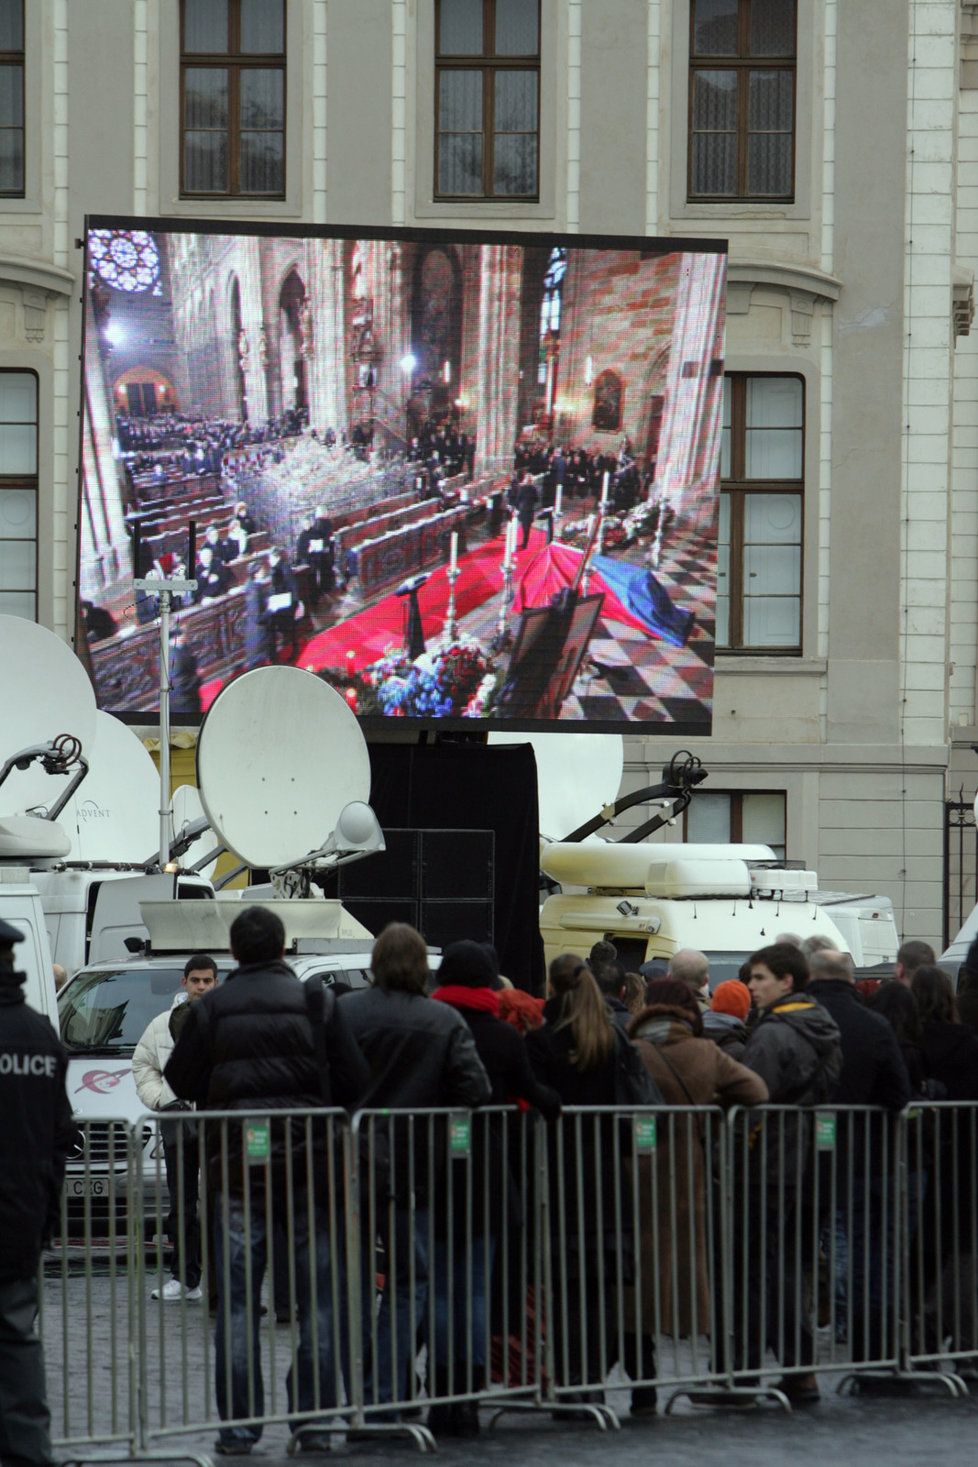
top-left (429, 942), bottom-right (560, 1434)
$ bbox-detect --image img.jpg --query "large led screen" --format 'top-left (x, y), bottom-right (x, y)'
top-left (77, 218), bottom-right (725, 732)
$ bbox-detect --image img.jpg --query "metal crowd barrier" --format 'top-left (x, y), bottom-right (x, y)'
top-left (900, 1100), bottom-right (978, 1394)
top-left (43, 1117), bottom-right (138, 1457)
top-left (36, 1100), bottom-right (978, 1462)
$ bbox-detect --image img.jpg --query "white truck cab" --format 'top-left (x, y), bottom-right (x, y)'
top-left (539, 842), bottom-right (898, 980)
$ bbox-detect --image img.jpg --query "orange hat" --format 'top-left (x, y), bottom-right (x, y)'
top-left (711, 979), bottom-right (751, 1021)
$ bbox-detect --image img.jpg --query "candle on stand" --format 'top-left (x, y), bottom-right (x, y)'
top-left (601, 471), bottom-right (610, 505)
top-left (344, 686), bottom-right (358, 713)
top-left (449, 530), bottom-right (458, 575)
top-left (555, 484), bottom-right (563, 518)
top-left (345, 649), bottom-right (356, 674)
top-left (586, 512), bottom-right (596, 540)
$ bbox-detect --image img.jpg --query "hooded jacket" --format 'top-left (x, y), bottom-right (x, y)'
top-left (742, 993), bottom-right (842, 1104)
top-left (702, 1009), bottom-right (749, 1061)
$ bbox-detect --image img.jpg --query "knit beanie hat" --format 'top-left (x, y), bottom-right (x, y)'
top-left (437, 940), bottom-right (498, 989)
top-left (711, 979), bottom-right (751, 1021)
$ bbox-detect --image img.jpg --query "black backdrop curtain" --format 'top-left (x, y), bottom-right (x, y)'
top-left (361, 742), bottom-right (545, 993)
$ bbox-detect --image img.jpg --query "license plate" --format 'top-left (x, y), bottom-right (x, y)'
top-left (65, 1175), bottom-right (121, 1200)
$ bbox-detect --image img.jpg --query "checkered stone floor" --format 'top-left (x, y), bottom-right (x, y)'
top-left (562, 529), bottom-right (716, 730)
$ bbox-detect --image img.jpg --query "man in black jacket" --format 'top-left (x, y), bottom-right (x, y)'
top-left (0, 919), bottom-right (76, 1467)
top-left (806, 949), bottom-right (911, 1364)
top-left (166, 906), bottom-right (369, 1456)
top-left (341, 924), bottom-right (489, 1416)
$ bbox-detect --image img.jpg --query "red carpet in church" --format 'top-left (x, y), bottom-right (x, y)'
top-left (198, 525), bottom-right (665, 711)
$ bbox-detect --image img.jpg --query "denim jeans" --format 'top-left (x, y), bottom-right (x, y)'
top-left (362, 1207), bottom-right (430, 1410)
top-left (213, 1189), bottom-right (341, 1446)
top-left (430, 1234), bottom-right (495, 1392)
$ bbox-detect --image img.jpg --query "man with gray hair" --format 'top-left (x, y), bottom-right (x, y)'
top-left (668, 948), bottom-right (710, 1011)
top-left (800, 933), bottom-right (839, 959)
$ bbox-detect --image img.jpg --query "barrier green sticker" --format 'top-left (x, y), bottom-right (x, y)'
top-left (635, 1116), bottom-right (657, 1153)
top-left (450, 1114), bottom-right (471, 1159)
top-left (815, 1113), bottom-right (836, 1151)
top-left (245, 1120), bottom-right (270, 1163)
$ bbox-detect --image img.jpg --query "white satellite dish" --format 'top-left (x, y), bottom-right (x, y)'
top-left (196, 667), bottom-right (371, 869)
top-left (170, 783), bottom-right (220, 880)
top-left (487, 732), bottom-right (625, 842)
top-left (0, 615), bottom-right (98, 818)
top-left (57, 712), bottom-right (160, 862)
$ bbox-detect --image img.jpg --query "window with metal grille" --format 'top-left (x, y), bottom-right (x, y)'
top-left (435, 0), bottom-right (540, 201)
top-left (717, 373), bottom-right (803, 654)
top-left (0, 371), bottom-right (37, 620)
top-left (688, 0), bottom-right (795, 202)
top-left (180, 0), bottom-right (285, 198)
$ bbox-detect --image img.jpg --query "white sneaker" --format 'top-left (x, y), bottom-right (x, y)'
top-left (151, 1277), bottom-right (202, 1302)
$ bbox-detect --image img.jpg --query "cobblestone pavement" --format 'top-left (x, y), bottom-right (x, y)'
top-left (42, 1265), bottom-right (978, 1467)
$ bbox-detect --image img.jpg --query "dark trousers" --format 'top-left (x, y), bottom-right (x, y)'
top-left (213, 1193), bottom-right (341, 1448)
top-left (162, 1123), bottom-right (201, 1290)
top-left (719, 1185), bottom-right (813, 1374)
top-left (0, 1275), bottom-right (54, 1467)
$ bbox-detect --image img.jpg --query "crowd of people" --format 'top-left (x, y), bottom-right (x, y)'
top-left (141, 919), bottom-right (978, 1447)
top-left (6, 907), bottom-right (978, 1461)
top-left (512, 439), bottom-right (646, 512)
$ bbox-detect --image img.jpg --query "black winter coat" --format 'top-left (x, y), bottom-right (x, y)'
top-left (919, 1019), bottom-right (978, 1100)
top-left (0, 979), bottom-right (77, 1282)
top-left (526, 1000), bottom-right (636, 1275)
top-left (165, 960), bottom-right (369, 1191)
top-left (433, 994), bottom-right (560, 1236)
top-left (805, 980), bottom-right (912, 1110)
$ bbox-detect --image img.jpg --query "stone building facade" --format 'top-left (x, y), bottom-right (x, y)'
top-left (1, 0), bottom-right (976, 948)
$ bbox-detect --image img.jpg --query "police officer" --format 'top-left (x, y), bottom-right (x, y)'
top-left (0, 918), bottom-right (76, 1467)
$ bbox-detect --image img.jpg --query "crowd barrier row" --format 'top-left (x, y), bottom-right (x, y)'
top-left (41, 1102), bottom-right (978, 1463)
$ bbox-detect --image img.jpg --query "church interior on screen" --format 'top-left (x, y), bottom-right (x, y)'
top-left (79, 227), bottom-right (723, 729)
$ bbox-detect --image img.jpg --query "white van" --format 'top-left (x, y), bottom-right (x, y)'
top-left (0, 810), bottom-right (215, 980)
top-left (0, 867), bottom-right (59, 1025)
top-left (55, 895), bottom-right (402, 1233)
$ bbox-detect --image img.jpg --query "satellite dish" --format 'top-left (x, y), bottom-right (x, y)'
top-left (0, 616), bottom-right (98, 815)
top-left (196, 667), bottom-right (371, 869)
top-left (57, 713), bottom-right (160, 862)
top-left (487, 732), bottom-right (624, 841)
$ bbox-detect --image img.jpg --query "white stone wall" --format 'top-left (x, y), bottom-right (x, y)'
top-left (902, 0), bottom-right (956, 750)
top-left (950, 92), bottom-right (978, 729)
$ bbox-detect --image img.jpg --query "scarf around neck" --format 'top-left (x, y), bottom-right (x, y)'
top-left (432, 984), bottom-right (501, 1018)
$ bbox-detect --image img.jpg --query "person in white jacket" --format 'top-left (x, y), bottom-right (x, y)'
top-left (133, 953), bottom-right (218, 1301)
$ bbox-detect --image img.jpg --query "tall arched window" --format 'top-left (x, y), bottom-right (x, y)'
top-left (538, 247), bottom-right (566, 422)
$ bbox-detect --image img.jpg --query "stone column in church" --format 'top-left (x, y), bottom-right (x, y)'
top-left (305, 237), bottom-right (346, 437)
top-left (473, 244), bottom-right (523, 478)
top-left (653, 251), bottom-right (726, 525)
top-left (237, 238), bottom-right (269, 426)
top-left (80, 295), bottom-right (130, 602)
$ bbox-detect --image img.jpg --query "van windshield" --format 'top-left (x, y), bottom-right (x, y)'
top-left (704, 951), bottom-right (751, 988)
top-left (58, 966), bottom-right (225, 1052)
